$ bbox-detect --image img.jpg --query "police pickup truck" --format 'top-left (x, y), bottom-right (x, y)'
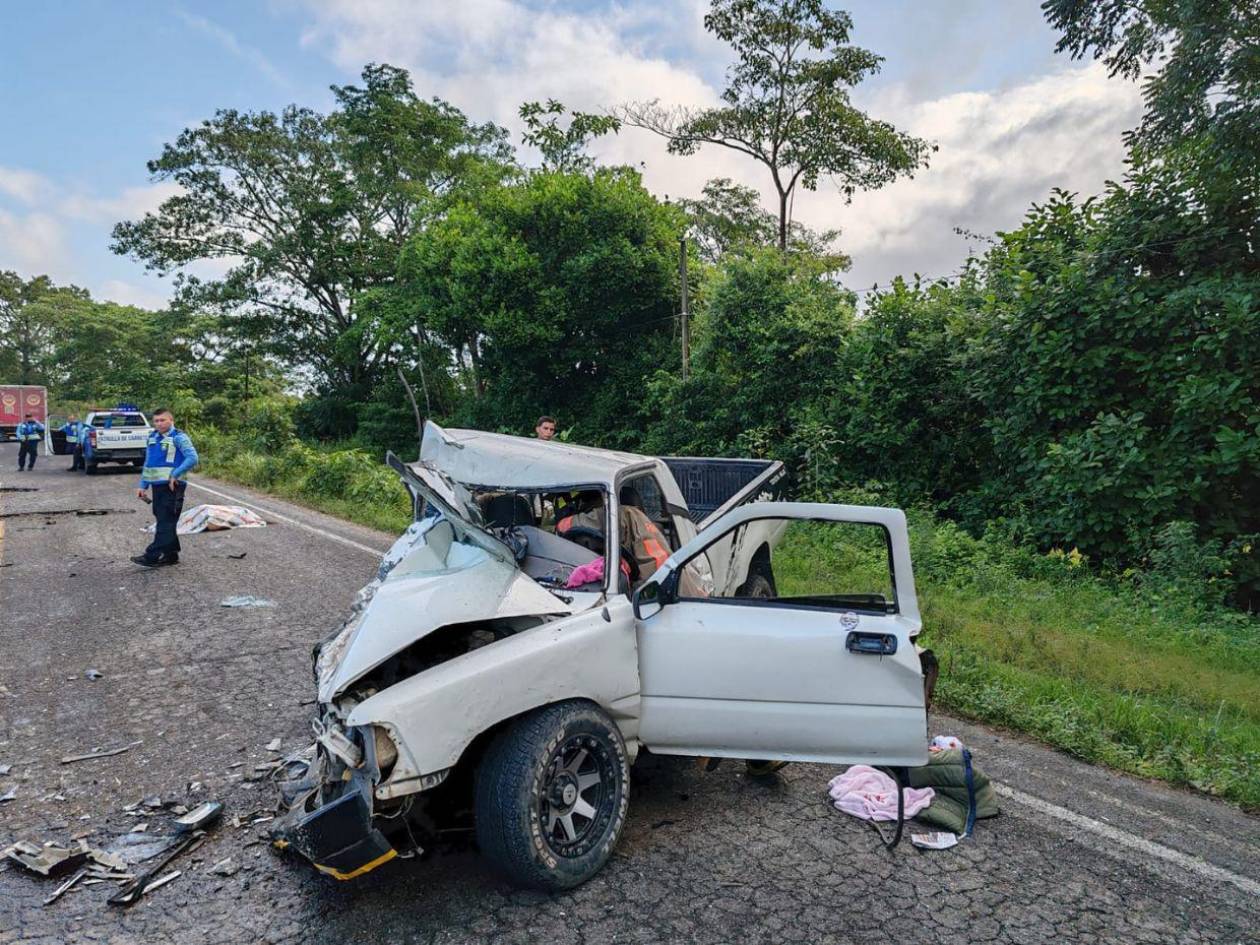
top-left (81, 405), bottom-right (151, 474)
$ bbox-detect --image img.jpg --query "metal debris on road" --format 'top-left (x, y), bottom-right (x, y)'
top-left (42, 867), bottom-right (89, 905)
top-left (141, 870), bottom-right (181, 894)
top-left (174, 801), bottom-right (224, 834)
top-left (108, 830), bottom-right (207, 907)
top-left (266, 738), bottom-right (282, 751)
top-left (227, 552), bottom-right (247, 559)
top-left (84, 669), bottom-right (104, 680)
top-left (220, 595), bottom-right (277, 608)
top-left (130, 823), bottom-right (149, 833)
top-left (3, 841), bottom-right (88, 877)
top-left (0, 786), bottom-right (15, 802)
top-left (60, 741), bottom-right (141, 764)
top-left (0, 764), bottom-right (12, 776)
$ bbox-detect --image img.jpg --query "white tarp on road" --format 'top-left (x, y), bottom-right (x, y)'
top-left (145, 503), bottom-right (267, 535)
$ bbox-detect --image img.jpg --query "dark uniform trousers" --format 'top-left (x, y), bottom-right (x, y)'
top-left (17, 441), bottom-right (38, 470)
top-left (70, 442), bottom-right (85, 470)
top-left (144, 481), bottom-right (187, 562)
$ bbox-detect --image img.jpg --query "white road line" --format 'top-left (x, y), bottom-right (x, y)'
top-left (993, 783), bottom-right (1260, 898)
top-left (185, 479), bottom-right (388, 558)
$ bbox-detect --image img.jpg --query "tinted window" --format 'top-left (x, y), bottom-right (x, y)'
top-left (92, 413), bottom-right (146, 427)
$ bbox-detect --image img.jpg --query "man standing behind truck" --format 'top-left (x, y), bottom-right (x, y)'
top-left (16, 414), bottom-right (44, 471)
top-left (62, 414), bottom-right (86, 471)
top-left (132, 408), bottom-right (198, 568)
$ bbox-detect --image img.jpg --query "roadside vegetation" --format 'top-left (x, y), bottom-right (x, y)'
top-left (4, 1), bottom-right (1255, 806)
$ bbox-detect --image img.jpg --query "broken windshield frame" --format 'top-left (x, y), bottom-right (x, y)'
top-left (386, 452), bottom-right (617, 596)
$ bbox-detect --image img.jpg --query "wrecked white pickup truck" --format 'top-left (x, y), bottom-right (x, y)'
top-left (273, 422), bottom-right (934, 890)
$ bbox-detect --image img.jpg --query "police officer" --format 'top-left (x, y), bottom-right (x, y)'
top-left (131, 408), bottom-right (199, 568)
top-left (15, 414), bottom-right (44, 471)
top-left (62, 414), bottom-right (86, 471)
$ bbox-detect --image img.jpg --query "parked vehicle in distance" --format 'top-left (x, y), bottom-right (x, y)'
top-left (81, 404), bottom-right (151, 474)
top-left (274, 422), bottom-right (934, 892)
top-left (0, 385), bottom-right (47, 441)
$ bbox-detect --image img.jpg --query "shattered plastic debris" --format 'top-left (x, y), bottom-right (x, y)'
top-left (265, 738), bottom-right (282, 752)
top-left (0, 763), bottom-right (12, 776)
top-left (911, 831), bottom-right (960, 850)
top-left (220, 596), bottom-right (276, 608)
top-left (174, 801), bottom-right (224, 834)
top-left (0, 787), bottom-right (15, 803)
top-left (145, 504), bottom-right (266, 535)
top-left (84, 669), bottom-right (104, 680)
top-left (3, 841), bottom-right (87, 877)
top-left (43, 867), bottom-right (88, 905)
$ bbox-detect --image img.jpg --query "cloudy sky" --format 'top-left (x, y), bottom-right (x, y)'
top-left (0, 1), bottom-right (1145, 308)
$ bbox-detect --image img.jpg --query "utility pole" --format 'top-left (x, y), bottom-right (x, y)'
top-left (679, 235), bottom-right (690, 381)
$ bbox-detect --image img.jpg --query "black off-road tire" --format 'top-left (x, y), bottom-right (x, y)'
top-left (736, 570), bottom-right (775, 599)
top-left (475, 701), bottom-right (629, 891)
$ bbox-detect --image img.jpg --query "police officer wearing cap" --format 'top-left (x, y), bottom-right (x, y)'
top-left (132, 408), bottom-right (199, 568)
top-left (15, 414), bottom-right (45, 471)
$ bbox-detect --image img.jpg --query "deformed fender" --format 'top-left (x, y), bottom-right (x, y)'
top-left (345, 595), bottom-right (642, 779)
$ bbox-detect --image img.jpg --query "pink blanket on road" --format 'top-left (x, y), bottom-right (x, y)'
top-left (828, 766), bottom-right (935, 822)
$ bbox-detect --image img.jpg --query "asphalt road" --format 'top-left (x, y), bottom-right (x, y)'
top-left (1, 442), bottom-right (1257, 944)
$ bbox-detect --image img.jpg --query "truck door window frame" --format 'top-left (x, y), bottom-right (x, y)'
top-left (665, 515), bottom-right (900, 616)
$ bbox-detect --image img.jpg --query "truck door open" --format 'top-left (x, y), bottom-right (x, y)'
top-left (634, 501), bottom-right (928, 767)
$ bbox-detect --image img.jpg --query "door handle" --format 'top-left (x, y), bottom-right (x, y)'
top-left (846, 631), bottom-right (897, 655)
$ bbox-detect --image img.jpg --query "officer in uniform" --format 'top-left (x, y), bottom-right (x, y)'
top-left (132, 408), bottom-right (199, 568)
top-left (62, 414), bottom-right (86, 471)
top-left (15, 414), bottom-right (45, 471)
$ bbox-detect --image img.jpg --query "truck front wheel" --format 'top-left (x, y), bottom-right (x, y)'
top-left (475, 701), bottom-right (629, 891)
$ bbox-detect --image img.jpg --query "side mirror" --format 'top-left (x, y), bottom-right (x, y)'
top-left (633, 580), bottom-right (664, 621)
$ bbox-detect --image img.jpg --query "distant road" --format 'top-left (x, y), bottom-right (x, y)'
top-left (1, 442), bottom-right (1256, 944)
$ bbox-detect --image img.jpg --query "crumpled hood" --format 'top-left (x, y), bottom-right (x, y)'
top-left (317, 516), bottom-right (572, 702)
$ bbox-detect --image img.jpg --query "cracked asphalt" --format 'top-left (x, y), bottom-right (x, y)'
top-left (1, 442), bottom-right (1257, 944)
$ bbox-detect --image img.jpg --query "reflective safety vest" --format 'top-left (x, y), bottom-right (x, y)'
top-left (16, 421), bottom-right (44, 441)
top-left (140, 427), bottom-right (198, 485)
top-left (62, 421), bottom-right (83, 444)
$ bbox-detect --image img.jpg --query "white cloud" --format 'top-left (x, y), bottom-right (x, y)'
top-left (58, 181), bottom-right (183, 224)
top-left (177, 11), bottom-right (290, 87)
top-left (292, 1), bottom-right (1143, 294)
top-left (100, 279), bottom-right (171, 310)
top-left (0, 208), bottom-right (72, 277)
top-left (819, 60), bottom-right (1145, 290)
top-left (0, 166), bottom-right (52, 205)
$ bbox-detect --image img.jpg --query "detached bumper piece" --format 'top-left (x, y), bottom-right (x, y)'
top-left (271, 786), bottom-right (398, 881)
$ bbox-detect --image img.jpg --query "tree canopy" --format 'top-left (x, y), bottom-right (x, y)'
top-left (621, 0), bottom-right (932, 248)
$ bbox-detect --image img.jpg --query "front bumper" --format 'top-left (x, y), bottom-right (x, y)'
top-left (270, 780), bottom-right (398, 881)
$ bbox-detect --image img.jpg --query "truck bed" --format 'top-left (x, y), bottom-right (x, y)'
top-left (661, 457), bottom-right (787, 529)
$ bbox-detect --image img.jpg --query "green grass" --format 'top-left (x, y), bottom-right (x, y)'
top-left (197, 433), bottom-right (1260, 809)
top-left (774, 517), bottom-right (1260, 809)
top-left (195, 431), bottom-right (413, 535)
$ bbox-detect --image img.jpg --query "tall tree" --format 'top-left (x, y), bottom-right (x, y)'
top-left (519, 99), bottom-right (621, 172)
top-left (112, 64), bottom-right (511, 434)
top-left (0, 272), bottom-right (86, 384)
top-left (620, 0), bottom-right (932, 249)
top-left (396, 168), bottom-right (685, 446)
